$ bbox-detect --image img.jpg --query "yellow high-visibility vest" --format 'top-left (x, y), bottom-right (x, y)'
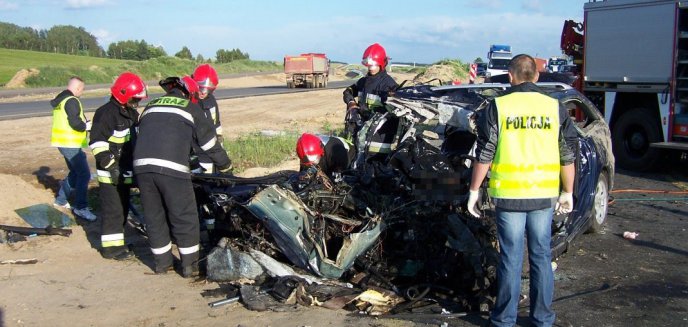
top-left (51, 96), bottom-right (88, 148)
top-left (489, 92), bottom-right (561, 199)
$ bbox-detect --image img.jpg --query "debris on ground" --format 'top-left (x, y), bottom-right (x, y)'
top-left (623, 231), bottom-right (639, 240)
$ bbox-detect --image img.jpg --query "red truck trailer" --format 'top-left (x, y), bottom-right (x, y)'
top-left (284, 53), bottom-right (330, 88)
top-left (561, 0), bottom-right (688, 171)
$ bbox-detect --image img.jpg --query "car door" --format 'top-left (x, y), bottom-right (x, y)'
top-left (551, 93), bottom-right (611, 257)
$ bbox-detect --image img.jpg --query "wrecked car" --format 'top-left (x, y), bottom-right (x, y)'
top-left (191, 81), bottom-right (614, 315)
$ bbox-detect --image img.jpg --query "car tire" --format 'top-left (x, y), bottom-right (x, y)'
top-left (587, 171), bottom-right (609, 233)
top-left (611, 108), bottom-right (662, 171)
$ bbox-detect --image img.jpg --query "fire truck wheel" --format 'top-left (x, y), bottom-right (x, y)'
top-left (611, 108), bottom-right (662, 171)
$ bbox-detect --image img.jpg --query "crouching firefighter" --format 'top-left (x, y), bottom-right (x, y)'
top-left (90, 72), bottom-right (147, 260)
top-left (296, 133), bottom-right (355, 181)
top-left (133, 76), bottom-right (232, 277)
top-left (343, 43), bottom-right (398, 160)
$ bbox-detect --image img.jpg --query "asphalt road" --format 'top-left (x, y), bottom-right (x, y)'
top-left (0, 80), bottom-right (350, 120)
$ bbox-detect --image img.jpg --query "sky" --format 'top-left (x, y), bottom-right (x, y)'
top-left (0, 0), bottom-right (588, 64)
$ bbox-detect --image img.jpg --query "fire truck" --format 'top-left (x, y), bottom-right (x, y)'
top-left (562, 0), bottom-right (688, 171)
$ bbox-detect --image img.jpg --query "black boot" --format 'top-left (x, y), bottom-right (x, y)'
top-left (153, 252), bottom-right (174, 274)
top-left (101, 246), bottom-right (134, 261)
top-left (181, 264), bottom-right (199, 278)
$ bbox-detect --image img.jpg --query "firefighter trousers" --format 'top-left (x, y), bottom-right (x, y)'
top-left (99, 182), bottom-right (131, 256)
top-left (136, 173), bottom-right (200, 270)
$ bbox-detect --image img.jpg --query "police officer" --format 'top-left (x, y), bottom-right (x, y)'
top-left (343, 43), bottom-right (398, 158)
top-left (133, 76), bottom-right (232, 277)
top-left (50, 76), bottom-right (97, 221)
top-left (191, 64), bottom-right (223, 173)
top-left (296, 133), bottom-right (355, 180)
top-left (90, 72), bottom-right (147, 260)
top-left (467, 54), bottom-right (576, 327)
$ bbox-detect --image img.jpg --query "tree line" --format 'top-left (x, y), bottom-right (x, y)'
top-left (0, 21), bottom-right (249, 63)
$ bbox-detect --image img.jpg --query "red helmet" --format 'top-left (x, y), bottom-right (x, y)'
top-left (361, 43), bottom-right (389, 70)
top-left (110, 72), bottom-right (147, 106)
top-left (179, 75), bottom-right (200, 102)
top-left (192, 64), bottom-right (218, 95)
top-left (296, 133), bottom-right (324, 166)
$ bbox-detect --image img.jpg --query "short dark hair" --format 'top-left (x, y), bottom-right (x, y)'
top-left (508, 54), bottom-right (537, 82)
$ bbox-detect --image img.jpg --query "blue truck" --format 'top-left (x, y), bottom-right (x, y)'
top-left (486, 44), bottom-right (512, 78)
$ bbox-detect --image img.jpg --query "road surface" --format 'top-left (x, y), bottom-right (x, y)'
top-left (0, 80), bottom-right (350, 120)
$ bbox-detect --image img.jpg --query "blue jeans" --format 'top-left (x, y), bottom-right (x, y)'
top-left (491, 207), bottom-right (555, 327)
top-left (55, 147), bottom-right (91, 210)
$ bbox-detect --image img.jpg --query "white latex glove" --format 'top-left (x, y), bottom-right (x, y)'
top-left (85, 120), bottom-right (92, 131)
top-left (555, 192), bottom-right (574, 215)
top-left (467, 190), bottom-right (481, 218)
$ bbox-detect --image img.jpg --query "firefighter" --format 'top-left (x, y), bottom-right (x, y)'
top-left (90, 72), bottom-right (147, 260)
top-left (191, 64), bottom-right (223, 173)
top-left (343, 43), bottom-right (399, 159)
top-left (296, 133), bottom-right (355, 180)
top-left (133, 76), bottom-right (232, 277)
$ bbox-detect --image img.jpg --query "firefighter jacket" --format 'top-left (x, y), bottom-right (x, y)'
top-left (89, 98), bottom-right (138, 185)
top-left (50, 90), bottom-right (88, 148)
top-left (343, 70), bottom-right (398, 119)
top-left (474, 82), bottom-right (577, 211)
top-left (316, 136), bottom-right (355, 179)
top-left (133, 89), bottom-right (231, 179)
top-left (199, 93), bottom-right (222, 136)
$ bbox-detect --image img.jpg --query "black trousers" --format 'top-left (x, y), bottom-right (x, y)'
top-left (99, 182), bottom-right (131, 252)
top-left (136, 173), bottom-right (200, 269)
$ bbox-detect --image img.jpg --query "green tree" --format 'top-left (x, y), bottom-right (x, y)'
top-left (147, 44), bottom-right (167, 58)
top-left (106, 39), bottom-right (165, 60)
top-left (216, 48), bottom-right (249, 63)
top-left (175, 46), bottom-right (193, 60)
top-left (474, 57), bottom-right (483, 63)
top-left (195, 53), bottom-right (205, 62)
top-left (45, 25), bottom-right (103, 56)
top-left (0, 22), bottom-right (103, 56)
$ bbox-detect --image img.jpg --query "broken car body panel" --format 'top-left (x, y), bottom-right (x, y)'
top-left (245, 184), bottom-right (383, 279)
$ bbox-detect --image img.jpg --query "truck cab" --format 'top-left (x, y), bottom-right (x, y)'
top-left (548, 57), bottom-right (568, 73)
top-left (486, 44), bottom-right (512, 78)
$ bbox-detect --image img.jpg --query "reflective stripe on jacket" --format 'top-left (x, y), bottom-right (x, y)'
top-left (51, 96), bottom-right (87, 148)
top-left (89, 99), bottom-right (138, 185)
top-left (342, 70), bottom-right (398, 114)
top-left (133, 90), bottom-right (230, 179)
top-left (488, 92), bottom-right (560, 199)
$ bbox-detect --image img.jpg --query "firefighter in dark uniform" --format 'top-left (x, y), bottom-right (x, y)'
top-left (133, 76), bottom-right (232, 277)
top-left (296, 133), bottom-right (355, 180)
top-left (191, 64), bottom-right (223, 173)
top-left (343, 43), bottom-right (398, 158)
top-left (90, 72), bottom-right (147, 260)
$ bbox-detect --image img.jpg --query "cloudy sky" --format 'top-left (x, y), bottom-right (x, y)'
top-left (0, 0), bottom-right (587, 64)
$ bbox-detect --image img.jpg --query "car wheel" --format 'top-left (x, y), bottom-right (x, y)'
top-left (611, 108), bottom-right (662, 171)
top-left (587, 171), bottom-right (609, 233)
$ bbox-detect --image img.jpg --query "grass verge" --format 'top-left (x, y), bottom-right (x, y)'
top-left (224, 132), bottom-right (300, 172)
top-left (1, 48), bottom-right (282, 87)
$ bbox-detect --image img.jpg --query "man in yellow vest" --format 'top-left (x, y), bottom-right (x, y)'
top-left (467, 54), bottom-right (576, 327)
top-left (51, 76), bottom-right (97, 221)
